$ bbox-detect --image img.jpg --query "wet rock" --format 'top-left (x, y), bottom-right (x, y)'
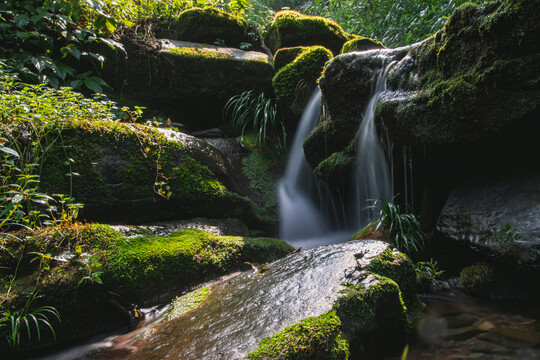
top-left (103, 240), bottom-right (419, 359)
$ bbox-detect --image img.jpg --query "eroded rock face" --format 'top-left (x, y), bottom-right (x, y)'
top-left (84, 240), bottom-right (416, 359)
top-left (436, 175), bottom-right (540, 273)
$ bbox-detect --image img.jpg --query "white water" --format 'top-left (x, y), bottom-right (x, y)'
top-left (279, 64), bottom-right (395, 249)
top-left (351, 62), bottom-right (395, 222)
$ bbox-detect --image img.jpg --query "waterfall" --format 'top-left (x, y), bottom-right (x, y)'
top-left (351, 62), bottom-right (395, 223)
top-left (279, 63), bottom-right (395, 248)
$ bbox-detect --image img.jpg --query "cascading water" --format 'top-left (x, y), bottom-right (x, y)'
top-left (351, 61), bottom-right (396, 223)
top-left (279, 62), bottom-right (396, 248)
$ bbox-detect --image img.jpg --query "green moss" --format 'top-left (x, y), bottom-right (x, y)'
top-left (273, 46), bottom-right (310, 72)
top-left (162, 7), bottom-right (248, 48)
top-left (341, 36), bottom-right (385, 54)
top-left (248, 311), bottom-right (350, 359)
top-left (459, 262), bottom-right (494, 297)
top-left (367, 249), bottom-right (421, 310)
top-left (272, 46), bottom-right (332, 120)
top-left (1, 225), bottom-right (293, 346)
top-left (265, 10), bottom-right (349, 55)
top-left (333, 274), bottom-right (410, 357)
top-left (242, 152), bottom-right (277, 211)
top-left (164, 287), bottom-right (210, 321)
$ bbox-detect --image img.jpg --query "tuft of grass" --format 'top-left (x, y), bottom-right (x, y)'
top-left (224, 90), bottom-right (287, 155)
top-left (371, 199), bottom-right (424, 258)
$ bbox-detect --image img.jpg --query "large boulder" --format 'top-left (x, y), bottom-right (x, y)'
top-left (39, 120), bottom-right (276, 229)
top-left (157, 7), bottom-right (249, 48)
top-left (265, 10), bottom-right (350, 56)
top-left (113, 40), bottom-right (273, 131)
top-left (87, 241), bottom-right (419, 359)
top-left (435, 175), bottom-right (540, 277)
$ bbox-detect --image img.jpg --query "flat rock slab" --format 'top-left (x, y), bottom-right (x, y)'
top-left (101, 240), bottom-right (390, 359)
top-left (160, 39), bottom-right (271, 63)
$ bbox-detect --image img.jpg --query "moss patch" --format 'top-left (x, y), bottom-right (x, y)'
top-left (341, 36), bottom-right (385, 54)
top-left (164, 287), bottom-right (210, 321)
top-left (334, 274), bottom-right (410, 357)
top-left (248, 311), bottom-right (350, 359)
top-left (367, 249), bottom-right (421, 310)
top-left (272, 45), bottom-right (332, 127)
top-left (265, 10), bottom-right (349, 55)
top-left (459, 262), bottom-right (494, 297)
top-left (159, 7), bottom-right (248, 48)
top-left (0, 224), bottom-right (293, 348)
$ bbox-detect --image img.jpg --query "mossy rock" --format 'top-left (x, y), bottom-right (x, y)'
top-left (341, 36), bottom-right (385, 54)
top-left (366, 249), bottom-right (421, 310)
top-left (265, 10), bottom-right (349, 56)
top-left (308, 0), bottom-right (540, 186)
top-left (0, 224), bottom-right (293, 351)
top-left (158, 7), bottom-right (248, 48)
top-left (248, 312), bottom-right (350, 359)
top-left (273, 46), bottom-right (310, 72)
top-left (272, 45), bottom-right (332, 128)
top-left (38, 120), bottom-right (275, 228)
top-left (115, 40), bottom-right (273, 131)
top-left (334, 274), bottom-right (410, 358)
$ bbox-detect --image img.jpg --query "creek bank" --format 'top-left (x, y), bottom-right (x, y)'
top-left (74, 241), bottom-right (421, 359)
top-left (0, 224), bottom-right (293, 355)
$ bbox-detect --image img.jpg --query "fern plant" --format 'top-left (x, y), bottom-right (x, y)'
top-left (224, 90), bottom-right (287, 154)
top-left (372, 199), bottom-right (424, 257)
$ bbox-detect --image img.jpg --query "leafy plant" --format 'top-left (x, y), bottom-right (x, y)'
top-left (372, 199), bottom-right (424, 257)
top-left (0, 0), bottom-right (123, 93)
top-left (77, 251), bottom-right (103, 286)
top-left (489, 223), bottom-right (520, 250)
top-left (224, 90), bottom-right (286, 154)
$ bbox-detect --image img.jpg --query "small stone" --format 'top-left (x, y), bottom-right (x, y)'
top-left (446, 326), bottom-right (483, 341)
top-left (489, 327), bottom-right (540, 346)
top-left (477, 321), bottom-right (495, 331)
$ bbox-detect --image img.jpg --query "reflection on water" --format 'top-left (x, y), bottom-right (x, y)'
top-left (386, 293), bottom-right (540, 360)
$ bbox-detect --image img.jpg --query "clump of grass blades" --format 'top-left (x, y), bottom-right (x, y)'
top-left (224, 90), bottom-right (286, 154)
top-left (372, 199), bottom-right (424, 257)
top-left (0, 292), bottom-right (60, 349)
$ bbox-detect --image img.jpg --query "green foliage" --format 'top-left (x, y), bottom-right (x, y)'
top-left (415, 259), bottom-right (444, 283)
top-left (77, 252), bottom-right (103, 286)
top-left (372, 199), bottom-right (424, 257)
top-left (248, 311), bottom-right (350, 359)
top-left (225, 90), bottom-right (286, 154)
top-left (0, 0), bottom-right (123, 93)
top-left (489, 223), bottom-right (520, 250)
top-left (303, 0), bottom-right (488, 47)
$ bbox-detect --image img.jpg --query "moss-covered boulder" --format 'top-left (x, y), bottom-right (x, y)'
top-left (113, 40), bottom-right (273, 131)
top-left (272, 45), bottom-right (333, 127)
top-left (265, 10), bottom-right (350, 56)
top-left (306, 0), bottom-right (540, 208)
top-left (0, 225), bottom-right (293, 351)
top-left (341, 36), bottom-right (385, 54)
top-left (38, 120), bottom-right (276, 228)
top-left (157, 7), bottom-right (249, 48)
